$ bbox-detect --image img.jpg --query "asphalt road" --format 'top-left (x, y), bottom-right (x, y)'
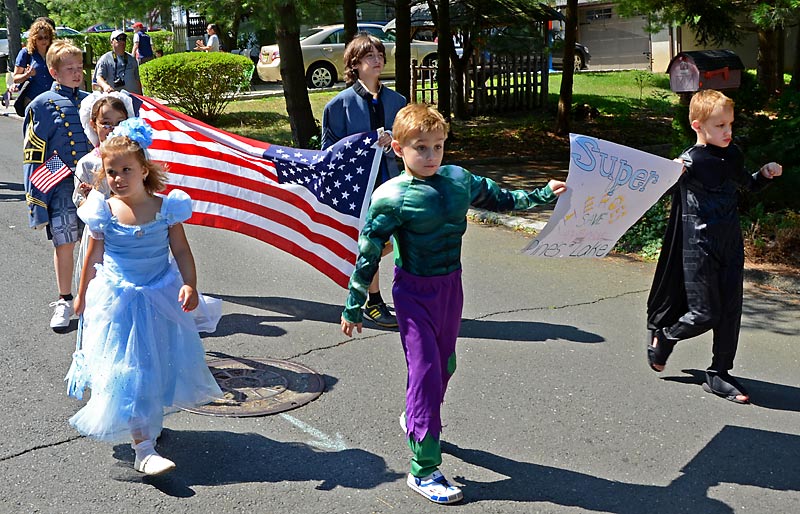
top-left (0, 113), bottom-right (798, 514)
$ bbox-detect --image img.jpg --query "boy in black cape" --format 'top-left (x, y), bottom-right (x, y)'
top-left (646, 89), bottom-right (782, 404)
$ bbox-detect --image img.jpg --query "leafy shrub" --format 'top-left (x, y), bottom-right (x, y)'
top-left (83, 31), bottom-right (176, 64)
top-left (741, 205), bottom-right (800, 267)
top-left (740, 89), bottom-right (800, 211)
top-left (140, 52), bottom-right (254, 123)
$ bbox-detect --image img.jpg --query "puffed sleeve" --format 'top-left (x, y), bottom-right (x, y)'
top-left (163, 189), bottom-right (193, 226)
top-left (76, 189), bottom-right (110, 239)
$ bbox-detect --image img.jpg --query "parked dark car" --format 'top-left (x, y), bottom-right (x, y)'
top-left (84, 24), bottom-right (115, 33)
top-left (552, 42), bottom-right (591, 72)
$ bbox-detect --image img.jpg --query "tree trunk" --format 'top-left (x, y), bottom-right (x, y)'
top-left (4, 0), bottom-right (22, 71)
top-left (394, 0), bottom-right (411, 101)
top-left (229, 5), bottom-right (243, 51)
top-left (756, 28), bottom-right (778, 96)
top-left (791, 22), bottom-right (800, 90)
top-left (436, 0), bottom-right (451, 120)
top-left (276, 2), bottom-right (318, 148)
top-left (775, 26), bottom-right (785, 93)
top-left (343, 0), bottom-right (358, 44)
top-left (555, 0), bottom-right (577, 135)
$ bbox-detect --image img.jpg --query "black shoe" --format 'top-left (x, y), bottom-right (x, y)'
top-left (363, 301), bottom-right (398, 328)
top-left (702, 370), bottom-right (750, 404)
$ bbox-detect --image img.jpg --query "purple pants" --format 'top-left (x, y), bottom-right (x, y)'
top-left (393, 266), bottom-right (463, 443)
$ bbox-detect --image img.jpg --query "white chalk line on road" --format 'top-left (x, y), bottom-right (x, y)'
top-left (279, 413), bottom-right (348, 451)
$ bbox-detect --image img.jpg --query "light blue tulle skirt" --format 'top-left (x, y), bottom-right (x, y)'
top-left (69, 261), bottom-right (222, 443)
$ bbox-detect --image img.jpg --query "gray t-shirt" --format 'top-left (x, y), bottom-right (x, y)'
top-left (94, 51), bottom-right (142, 95)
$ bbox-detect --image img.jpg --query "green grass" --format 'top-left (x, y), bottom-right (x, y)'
top-left (218, 92), bottom-right (337, 145)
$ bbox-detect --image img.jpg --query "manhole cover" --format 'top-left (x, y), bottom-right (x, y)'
top-left (182, 357), bottom-right (325, 417)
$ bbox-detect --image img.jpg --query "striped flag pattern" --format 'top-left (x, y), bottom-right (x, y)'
top-left (136, 95), bottom-right (382, 288)
top-left (29, 154), bottom-right (72, 194)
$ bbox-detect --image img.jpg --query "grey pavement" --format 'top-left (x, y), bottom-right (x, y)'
top-left (1, 99), bottom-right (798, 514)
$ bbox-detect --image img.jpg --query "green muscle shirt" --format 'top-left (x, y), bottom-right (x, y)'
top-left (343, 164), bottom-right (557, 323)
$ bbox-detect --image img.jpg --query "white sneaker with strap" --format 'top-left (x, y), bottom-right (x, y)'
top-left (407, 470), bottom-right (463, 504)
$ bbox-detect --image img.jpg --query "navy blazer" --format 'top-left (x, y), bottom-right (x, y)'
top-left (321, 85), bottom-right (407, 183)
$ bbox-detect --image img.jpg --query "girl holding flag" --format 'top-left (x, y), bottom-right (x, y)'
top-left (69, 118), bottom-right (221, 475)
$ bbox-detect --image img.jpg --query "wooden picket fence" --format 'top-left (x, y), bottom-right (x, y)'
top-left (411, 51), bottom-right (549, 115)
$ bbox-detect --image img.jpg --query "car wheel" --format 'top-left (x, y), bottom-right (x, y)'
top-left (307, 62), bottom-right (336, 89)
top-left (421, 55), bottom-right (438, 81)
top-left (574, 53), bottom-right (585, 72)
top-left (422, 55), bottom-right (437, 68)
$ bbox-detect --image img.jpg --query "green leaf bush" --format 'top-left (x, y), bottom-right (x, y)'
top-left (83, 31), bottom-right (176, 63)
top-left (139, 52), bottom-right (254, 123)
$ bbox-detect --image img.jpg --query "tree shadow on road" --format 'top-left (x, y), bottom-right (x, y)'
top-left (211, 294), bottom-right (604, 344)
top-left (109, 428), bottom-right (402, 497)
top-left (663, 369), bottom-right (800, 412)
top-left (441, 424), bottom-right (800, 512)
top-left (0, 181), bottom-right (24, 202)
top-left (459, 318), bottom-right (604, 343)
top-left (740, 284), bottom-right (800, 337)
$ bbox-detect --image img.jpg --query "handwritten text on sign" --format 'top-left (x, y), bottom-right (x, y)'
top-left (523, 134), bottom-right (683, 258)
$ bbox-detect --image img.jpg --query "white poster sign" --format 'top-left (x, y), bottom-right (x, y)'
top-left (523, 134), bottom-right (683, 258)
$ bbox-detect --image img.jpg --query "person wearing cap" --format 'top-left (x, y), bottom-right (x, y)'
top-left (93, 30), bottom-right (142, 95)
top-left (131, 22), bottom-right (154, 65)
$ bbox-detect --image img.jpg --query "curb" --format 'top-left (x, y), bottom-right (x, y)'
top-left (467, 208), bottom-right (800, 295)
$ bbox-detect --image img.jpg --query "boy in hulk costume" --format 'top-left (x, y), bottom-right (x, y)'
top-left (340, 103), bottom-right (566, 504)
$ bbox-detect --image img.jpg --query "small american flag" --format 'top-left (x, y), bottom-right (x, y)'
top-left (29, 154), bottom-right (72, 194)
top-left (136, 94), bottom-right (382, 288)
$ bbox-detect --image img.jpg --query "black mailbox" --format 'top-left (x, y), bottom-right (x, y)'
top-left (667, 50), bottom-right (744, 93)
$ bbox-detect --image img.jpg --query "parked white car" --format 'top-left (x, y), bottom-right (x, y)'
top-left (22, 26), bottom-right (82, 39)
top-left (257, 23), bottom-right (439, 88)
top-left (0, 27), bottom-right (8, 57)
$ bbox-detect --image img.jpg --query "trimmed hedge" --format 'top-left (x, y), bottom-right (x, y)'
top-left (83, 31), bottom-right (176, 62)
top-left (139, 52), bottom-right (254, 122)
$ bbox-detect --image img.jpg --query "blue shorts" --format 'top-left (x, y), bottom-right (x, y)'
top-left (45, 182), bottom-right (82, 247)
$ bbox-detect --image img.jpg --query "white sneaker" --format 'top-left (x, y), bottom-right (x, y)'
top-left (407, 470), bottom-right (463, 504)
top-left (49, 299), bottom-right (73, 331)
top-left (134, 453), bottom-right (176, 476)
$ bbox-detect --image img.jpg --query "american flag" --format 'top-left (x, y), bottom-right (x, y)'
top-left (136, 95), bottom-right (382, 288)
top-left (29, 154), bottom-right (72, 194)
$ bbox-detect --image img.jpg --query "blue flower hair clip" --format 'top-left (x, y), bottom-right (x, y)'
top-left (108, 117), bottom-right (153, 150)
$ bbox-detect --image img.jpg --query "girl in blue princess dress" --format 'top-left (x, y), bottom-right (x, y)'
top-left (71, 118), bottom-right (222, 476)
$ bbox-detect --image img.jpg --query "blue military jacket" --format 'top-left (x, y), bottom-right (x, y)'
top-left (22, 83), bottom-right (90, 228)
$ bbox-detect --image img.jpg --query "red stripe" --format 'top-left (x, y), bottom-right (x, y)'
top-left (163, 161), bottom-right (358, 240)
top-left (150, 139), bottom-right (278, 182)
top-left (164, 184), bottom-right (356, 261)
top-left (30, 166), bottom-right (70, 192)
top-left (136, 95), bottom-right (272, 151)
top-left (189, 211), bottom-right (350, 288)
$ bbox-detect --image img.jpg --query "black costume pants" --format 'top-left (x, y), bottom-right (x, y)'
top-left (663, 234), bottom-right (744, 373)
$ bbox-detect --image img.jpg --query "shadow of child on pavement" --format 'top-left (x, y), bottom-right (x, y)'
top-left (110, 428), bottom-right (403, 497)
top-left (211, 294), bottom-right (605, 344)
top-left (441, 424), bottom-right (800, 513)
top-left (663, 369), bottom-right (800, 412)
